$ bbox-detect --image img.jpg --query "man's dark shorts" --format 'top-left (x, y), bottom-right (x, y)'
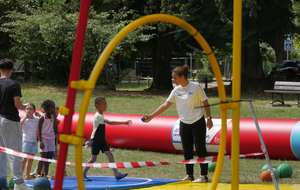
top-left (90, 139), bottom-right (110, 155)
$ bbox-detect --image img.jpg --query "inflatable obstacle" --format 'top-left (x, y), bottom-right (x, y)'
top-left (19, 111), bottom-right (300, 160)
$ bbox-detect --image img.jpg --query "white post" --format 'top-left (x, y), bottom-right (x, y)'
top-left (287, 51), bottom-right (289, 60)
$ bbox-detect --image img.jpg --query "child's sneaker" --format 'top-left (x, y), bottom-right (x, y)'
top-left (192, 175), bottom-right (209, 183)
top-left (115, 173), bottom-right (128, 180)
top-left (30, 170), bottom-right (37, 177)
top-left (84, 175), bottom-right (92, 181)
top-left (182, 175), bottom-right (195, 181)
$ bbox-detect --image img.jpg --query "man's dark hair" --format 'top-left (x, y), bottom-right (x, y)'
top-left (0, 59), bottom-right (14, 71)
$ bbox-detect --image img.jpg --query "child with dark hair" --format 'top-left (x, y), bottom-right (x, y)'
top-left (83, 97), bottom-right (132, 181)
top-left (31, 106), bottom-right (61, 179)
top-left (0, 58), bottom-right (31, 190)
top-left (36, 100), bottom-right (57, 178)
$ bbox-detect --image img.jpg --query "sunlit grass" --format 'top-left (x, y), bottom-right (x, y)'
top-left (5, 82), bottom-right (300, 185)
top-left (14, 145), bottom-right (300, 184)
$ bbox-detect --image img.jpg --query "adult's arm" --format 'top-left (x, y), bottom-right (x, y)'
top-left (14, 96), bottom-right (26, 110)
top-left (143, 101), bottom-right (173, 122)
top-left (202, 99), bottom-right (213, 130)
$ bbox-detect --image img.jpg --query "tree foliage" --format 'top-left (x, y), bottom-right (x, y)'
top-left (212, 0), bottom-right (298, 91)
top-left (195, 57), bottom-right (214, 83)
top-left (1, 0), bottom-right (154, 86)
top-left (106, 0), bottom-right (203, 90)
top-left (1, 0), bottom-right (300, 91)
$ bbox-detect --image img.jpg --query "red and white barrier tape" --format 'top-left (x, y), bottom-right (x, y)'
top-left (0, 146), bottom-right (264, 169)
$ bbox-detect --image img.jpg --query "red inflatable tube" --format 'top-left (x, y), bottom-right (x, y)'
top-left (228, 118), bottom-right (300, 160)
top-left (19, 111), bottom-right (300, 160)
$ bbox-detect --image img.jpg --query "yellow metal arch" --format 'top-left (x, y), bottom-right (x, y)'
top-left (67, 13), bottom-right (242, 190)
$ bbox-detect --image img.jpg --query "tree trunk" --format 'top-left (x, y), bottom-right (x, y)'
top-left (240, 34), bottom-right (269, 92)
top-left (103, 69), bottom-right (116, 90)
top-left (269, 34), bottom-right (286, 63)
top-left (98, 66), bottom-right (116, 90)
top-left (149, 30), bottom-right (173, 90)
top-left (114, 52), bottom-right (121, 83)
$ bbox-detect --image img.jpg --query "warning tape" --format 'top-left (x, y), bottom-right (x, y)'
top-left (0, 146), bottom-right (264, 169)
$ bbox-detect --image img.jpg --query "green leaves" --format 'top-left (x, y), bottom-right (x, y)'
top-left (0, 2), bottom-right (154, 84)
top-left (195, 57), bottom-right (214, 82)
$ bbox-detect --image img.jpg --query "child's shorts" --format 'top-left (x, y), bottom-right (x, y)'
top-left (90, 139), bottom-right (110, 155)
top-left (39, 138), bottom-right (55, 152)
top-left (22, 141), bottom-right (38, 154)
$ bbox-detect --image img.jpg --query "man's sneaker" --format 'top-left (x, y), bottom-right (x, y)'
top-left (115, 173), bottom-right (128, 180)
top-left (192, 175), bottom-right (209, 183)
top-left (182, 175), bottom-right (195, 181)
top-left (84, 175), bottom-right (92, 181)
top-left (14, 182), bottom-right (33, 190)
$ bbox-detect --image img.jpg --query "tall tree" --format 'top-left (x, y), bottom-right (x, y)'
top-left (140, 0), bottom-right (298, 91)
top-left (258, 0), bottom-right (297, 63)
top-left (214, 0), bottom-right (298, 91)
top-left (103, 0), bottom-right (197, 90)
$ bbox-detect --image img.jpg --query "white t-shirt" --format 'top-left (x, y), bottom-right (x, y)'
top-left (90, 112), bottom-right (105, 139)
top-left (22, 117), bottom-right (39, 142)
top-left (167, 81), bottom-right (208, 124)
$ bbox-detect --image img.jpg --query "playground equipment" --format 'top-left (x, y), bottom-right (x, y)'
top-left (53, 1), bottom-right (243, 190)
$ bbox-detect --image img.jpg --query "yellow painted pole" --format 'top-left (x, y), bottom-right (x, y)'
top-left (74, 14), bottom-right (227, 190)
top-left (231, 0), bottom-right (242, 189)
top-left (210, 108), bottom-right (227, 190)
top-left (75, 144), bottom-right (84, 189)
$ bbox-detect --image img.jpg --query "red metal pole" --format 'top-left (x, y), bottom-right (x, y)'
top-left (53, 0), bottom-right (91, 189)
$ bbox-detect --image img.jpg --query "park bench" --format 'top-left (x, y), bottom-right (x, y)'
top-left (264, 81), bottom-right (300, 105)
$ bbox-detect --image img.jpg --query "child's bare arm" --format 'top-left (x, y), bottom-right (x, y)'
top-left (20, 114), bottom-right (28, 126)
top-left (104, 119), bottom-right (132, 126)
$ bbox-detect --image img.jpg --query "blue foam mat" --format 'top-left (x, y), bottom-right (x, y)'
top-left (24, 176), bottom-right (181, 190)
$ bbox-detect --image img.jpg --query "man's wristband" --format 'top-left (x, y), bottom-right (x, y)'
top-left (207, 116), bottom-right (212, 120)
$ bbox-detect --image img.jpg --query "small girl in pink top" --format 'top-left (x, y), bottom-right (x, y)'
top-left (37, 100), bottom-right (57, 178)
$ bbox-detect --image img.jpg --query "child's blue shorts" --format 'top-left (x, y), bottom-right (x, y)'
top-left (22, 141), bottom-right (38, 154)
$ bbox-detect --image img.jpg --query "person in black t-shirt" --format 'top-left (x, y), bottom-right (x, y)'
top-left (0, 58), bottom-right (31, 190)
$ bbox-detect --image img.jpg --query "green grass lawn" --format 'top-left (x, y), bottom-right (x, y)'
top-left (5, 82), bottom-right (300, 185)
